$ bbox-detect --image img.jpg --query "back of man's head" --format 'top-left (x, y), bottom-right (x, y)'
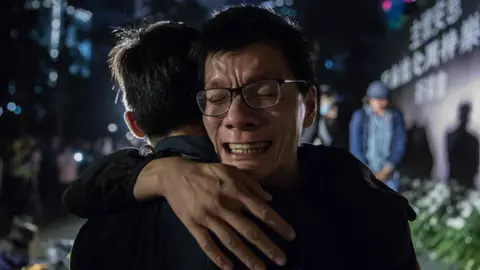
top-left (109, 21), bottom-right (201, 139)
top-left (194, 5), bottom-right (316, 91)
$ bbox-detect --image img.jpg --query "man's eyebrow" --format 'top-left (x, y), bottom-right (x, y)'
top-left (205, 72), bottom-right (283, 89)
top-left (205, 78), bottom-right (227, 88)
top-left (243, 74), bottom-right (270, 84)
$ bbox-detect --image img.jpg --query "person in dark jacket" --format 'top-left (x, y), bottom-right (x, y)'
top-left (301, 86), bottom-right (345, 147)
top-left (349, 81), bottom-right (406, 191)
top-left (65, 6), bottom-right (418, 270)
top-left (67, 19), bottom-right (293, 270)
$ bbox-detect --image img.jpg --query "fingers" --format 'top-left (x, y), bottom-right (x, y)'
top-left (242, 176), bottom-right (273, 201)
top-left (213, 164), bottom-right (272, 201)
top-left (205, 217), bottom-right (265, 270)
top-left (220, 208), bottom-right (287, 266)
top-left (207, 163), bottom-right (295, 241)
top-left (239, 195), bottom-right (296, 241)
top-left (189, 223), bottom-right (233, 270)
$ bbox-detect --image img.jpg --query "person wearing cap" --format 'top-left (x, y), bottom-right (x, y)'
top-left (349, 81), bottom-right (406, 191)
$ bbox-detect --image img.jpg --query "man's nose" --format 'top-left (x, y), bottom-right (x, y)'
top-left (223, 95), bottom-right (260, 131)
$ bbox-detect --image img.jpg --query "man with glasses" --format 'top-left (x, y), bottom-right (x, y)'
top-left (67, 19), bottom-right (298, 270)
top-left (65, 6), bottom-right (419, 270)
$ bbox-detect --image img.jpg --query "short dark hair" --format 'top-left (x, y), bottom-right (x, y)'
top-left (109, 21), bottom-right (201, 138)
top-left (194, 5), bottom-right (316, 93)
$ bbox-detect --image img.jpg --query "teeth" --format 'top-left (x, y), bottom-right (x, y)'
top-left (227, 142), bottom-right (270, 154)
top-left (228, 142), bottom-right (268, 150)
top-left (231, 148), bottom-right (262, 153)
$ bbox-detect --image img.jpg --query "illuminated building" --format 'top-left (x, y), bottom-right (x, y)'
top-left (4, 0), bottom-right (94, 136)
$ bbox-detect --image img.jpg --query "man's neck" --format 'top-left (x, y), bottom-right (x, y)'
top-left (167, 125), bottom-right (207, 137)
top-left (148, 125), bottom-right (207, 146)
top-left (373, 109), bottom-right (385, 117)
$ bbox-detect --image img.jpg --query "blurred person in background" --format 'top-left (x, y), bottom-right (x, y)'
top-left (57, 145), bottom-right (78, 185)
top-left (3, 137), bottom-right (42, 223)
top-left (0, 138), bottom-right (8, 234)
top-left (349, 81), bottom-right (406, 191)
top-left (0, 212), bottom-right (38, 269)
top-left (37, 136), bottom-right (62, 215)
top-left (72, 140), bottom-right (94, 175)
top-left (80, 140), bottom-right (95, 164)
top-left (301, 85), bottom-right (344, 147)
top-left (100, 137), bottom-right (114, 156)
top-left (37, 143), bottom-right (78, 218)
top-left (0, 139), bottom-right (6, 208)
top-left (92, 137), bottom-right (114, 160)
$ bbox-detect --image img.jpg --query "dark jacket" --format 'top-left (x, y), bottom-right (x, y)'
top-left (64, 136), bottom-right (417, 270)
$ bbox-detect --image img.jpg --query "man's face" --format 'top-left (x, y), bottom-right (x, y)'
top-left (325, 105), bottom-right (338, 119)
top-left (320, 96), bottom-right (338, 119)
top-left (369, 98), bottom-right (388, 112)
top-left (202, 43), bottom-right (316, 181)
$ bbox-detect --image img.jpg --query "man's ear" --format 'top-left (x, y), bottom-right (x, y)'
top-left (303, 85), bottom-right (317, 128)
top-left (124, 111), bottom-right (146, 139)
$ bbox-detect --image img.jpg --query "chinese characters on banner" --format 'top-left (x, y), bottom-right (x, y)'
top-left (380, 0), bottom-right (480, 105)
top-left (376, 0), bottom-right (480, 189)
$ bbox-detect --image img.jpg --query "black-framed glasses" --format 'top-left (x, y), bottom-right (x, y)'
top-left (196, 79), bottom-right (308, 116)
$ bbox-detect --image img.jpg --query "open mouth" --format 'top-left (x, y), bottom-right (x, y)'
top-left (223, 141), bottom-right (272, 155)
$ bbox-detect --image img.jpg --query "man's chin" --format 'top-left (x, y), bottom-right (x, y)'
top-left (228, 162), bottom-right (271, 181)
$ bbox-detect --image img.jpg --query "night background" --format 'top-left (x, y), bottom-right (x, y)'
top-left (1, 0), bottom-right (479, 269)
top-left (0, 0), bottom-right (416, 141)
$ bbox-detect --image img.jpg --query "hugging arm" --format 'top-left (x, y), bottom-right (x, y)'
top-left (63, 148), bottom-right (295, 270)
top-left (62, 148), bottom-right (154, 218)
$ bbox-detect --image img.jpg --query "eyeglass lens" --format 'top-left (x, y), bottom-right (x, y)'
top-left (198, 80), bottom-right (281, 116)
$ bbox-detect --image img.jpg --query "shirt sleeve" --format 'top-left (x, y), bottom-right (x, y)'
top-left (62, 148), bottom-right (155, 219)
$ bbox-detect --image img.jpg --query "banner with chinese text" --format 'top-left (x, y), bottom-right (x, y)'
top-left (378, 0), bottom-right (480, 189)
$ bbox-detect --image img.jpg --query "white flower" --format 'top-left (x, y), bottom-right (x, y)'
top-left (429, 251), bottom-right (439, 261)
top-left (465, 259), bottom-right (475, 270)
top-left (412, 178), bottom-right (421, 188)
top-left (467, 191), bottom-right (480, 212)
top-left (465, 236), bottom-right (472, 244)
top-left (435, 183), bottom-right (450, 197)
top-left (459, 201), bottom-right (474, 219)
top-left (426, 204), bottom-right (441, 215)
top-left (446, 217), bottom-right (466, 230)
top-left (416, 197), bottom-right (432, 208)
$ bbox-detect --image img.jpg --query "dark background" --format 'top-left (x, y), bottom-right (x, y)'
top-left (0, 0), bottom-right (417, 141)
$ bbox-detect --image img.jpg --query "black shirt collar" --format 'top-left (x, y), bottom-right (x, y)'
top-left (154, 136), bottom-right (218, 162)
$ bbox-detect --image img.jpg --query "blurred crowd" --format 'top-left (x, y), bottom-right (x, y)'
top-left (0, 134), bottom-right (137, 268)
top-left (0, 135), bottom-right (130, 235)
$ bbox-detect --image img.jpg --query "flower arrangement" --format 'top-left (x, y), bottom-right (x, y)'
top-left (402, 179), bottom-right (480, 270)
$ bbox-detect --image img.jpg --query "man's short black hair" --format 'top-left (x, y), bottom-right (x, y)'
top-left (194, 5), bottom-right (316, 92)
top-left (109, 21), bottom-right (201, 138)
